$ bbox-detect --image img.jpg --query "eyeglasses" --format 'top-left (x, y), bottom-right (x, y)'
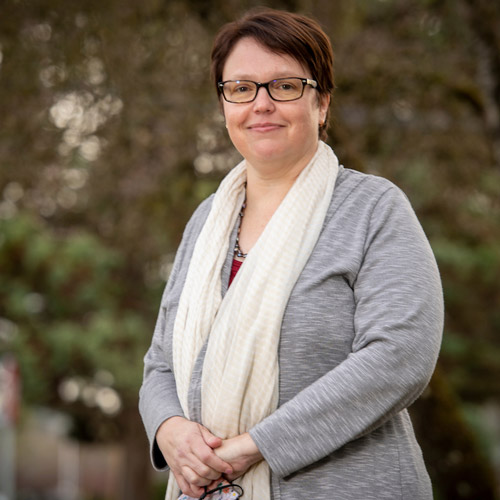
top-left (218, 77), bottom-right (318, 103)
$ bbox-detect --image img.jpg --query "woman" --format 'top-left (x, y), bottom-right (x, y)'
top-left (139, 8), bottom-right (443, 500)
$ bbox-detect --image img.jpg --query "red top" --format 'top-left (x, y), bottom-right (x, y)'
top-left (229, 258), bottom-right (244, 286)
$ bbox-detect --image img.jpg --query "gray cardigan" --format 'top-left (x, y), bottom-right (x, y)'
top-left (139, 166), bottom-right (444, 500)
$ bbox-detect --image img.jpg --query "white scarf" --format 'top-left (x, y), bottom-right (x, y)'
top-left (167, 141), bottom-right (339, 500)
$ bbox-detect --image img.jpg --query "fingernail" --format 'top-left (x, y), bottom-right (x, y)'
top-left (225, 468), bottom-right (232, 474)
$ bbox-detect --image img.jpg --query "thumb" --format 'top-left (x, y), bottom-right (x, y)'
top-left (199, 425), bottom-right (222, 449)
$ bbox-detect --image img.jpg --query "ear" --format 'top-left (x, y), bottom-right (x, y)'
top-left (219, 95), bottom-right (226, 115)
top-left (319, 94), bottom-right (330, 124)
top-left (219, 97), bottom-right (227, 126)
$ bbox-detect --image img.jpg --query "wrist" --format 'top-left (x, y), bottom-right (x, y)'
top-left (157, 415), bottom-right (184, 438)
top-left (240, 432), bottom-right (263, 467)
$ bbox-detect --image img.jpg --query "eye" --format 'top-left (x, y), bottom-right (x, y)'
top-left (229, 81), bottom-right (255, 94)
top-left (271, 79), bottom-right (302, 94)
top-left (279, 80), bottom-right (300, 91)
top-left (234, 85), bottom-right (251, 93)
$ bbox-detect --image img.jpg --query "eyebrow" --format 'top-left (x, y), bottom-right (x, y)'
top-left (223, 73), bottom-right (308, 81)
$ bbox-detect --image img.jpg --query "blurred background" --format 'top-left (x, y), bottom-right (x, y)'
top-left (0, 0), bottom-right (499, 498)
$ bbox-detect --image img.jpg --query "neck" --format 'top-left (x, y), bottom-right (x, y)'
top-left (244, 144), bottom-right (319, 212)
top-left (244, 173), bottom-right (295, 216)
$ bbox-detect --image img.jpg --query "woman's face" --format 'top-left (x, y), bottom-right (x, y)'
top-left (221, 37), bottom-right (329, 172)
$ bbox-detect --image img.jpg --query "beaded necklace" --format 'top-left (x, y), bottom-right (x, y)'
top-left (233, 189), bottom-right (247, 259)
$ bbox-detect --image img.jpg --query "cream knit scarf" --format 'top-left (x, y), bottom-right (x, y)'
top-left (167, 141), bottom-right (339, 500)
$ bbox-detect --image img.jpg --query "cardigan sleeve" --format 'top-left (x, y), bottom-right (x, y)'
top-left (249, 185), bottom-right (444, 478)
top-left (139, 281), bottom-right (184, 471)
top-left (138, 196), bottom-right (214, 471)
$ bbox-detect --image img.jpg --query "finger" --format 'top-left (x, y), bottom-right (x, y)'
top-left (224, 471), bottom-right (241, 482)
top-left (179, 480), bottom-right (205, 499)
top-left (195, 445), bottom-right (233, 475)
top-left (189, 458), bottom-right (224, 481)
top-left (199, 424), bottom-right (222, 449)
top-left (181, 466), bottom-right (213, 488)
top-left (174, 471), bottom-right (204, 499)
top-left (206, 478), bottom-right (223, 491)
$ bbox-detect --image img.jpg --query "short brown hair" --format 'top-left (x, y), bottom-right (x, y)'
top-left (211, 8), bottom-right (334, 140)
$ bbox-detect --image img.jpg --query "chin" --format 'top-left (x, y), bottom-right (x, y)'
top-left (243, 140), bottom-right (291, 164)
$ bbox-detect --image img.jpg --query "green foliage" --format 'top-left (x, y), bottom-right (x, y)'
top-left (412, 368), bottom-right (499, 500)
top-left (0, 212), bottom-right (151, 423)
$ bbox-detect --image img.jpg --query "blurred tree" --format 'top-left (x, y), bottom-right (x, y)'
top-left (0, 0), bottom-right (219, 497)
top-left (1, 0), bottom-right (499, 498)
top-left (0, 212), bottom-right (155, 498)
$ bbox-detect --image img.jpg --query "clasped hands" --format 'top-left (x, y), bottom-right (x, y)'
top-left (157, 416), bottom-right (263, 498)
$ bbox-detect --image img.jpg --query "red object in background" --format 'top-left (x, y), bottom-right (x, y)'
top-left (0, 355), bottom-right (20, 425)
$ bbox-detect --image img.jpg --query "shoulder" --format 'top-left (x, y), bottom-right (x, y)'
top-left (187, 193), bottom-right (215, 219)
top-left (165, 194), bottom-right (215, 286)
top-left (181, 194), bottom-right (215, 243)
top-left (324, 166), bottom-right (426, 254)
top-left (335, 166), bottom-right (403, 200)
top-left (331, 166), bottom-right (414, 220)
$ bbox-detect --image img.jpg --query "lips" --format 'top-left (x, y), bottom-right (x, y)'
top-left (247, 122), bottom-right (284, 132)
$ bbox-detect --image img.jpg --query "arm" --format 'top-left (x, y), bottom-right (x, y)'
top-left (139, 299), bottom-right (232, 494)
top-left (138, 276), bottom-right (185, 470)
top-left (212, 433), bottom-right (263, 481)
top-left (138, 196), bottom-right (232, 495)
top-left (139, 196), bottom-right (213, 468)
top-left (249, 185), bottom-right (444, 478)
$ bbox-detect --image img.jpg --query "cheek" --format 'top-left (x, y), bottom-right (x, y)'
top-left (295, 105), bottom-right (320, 130)
top-left (300, 97), bottom-right (322, 123)
top-left (223, 104), bottom-right (244, 127)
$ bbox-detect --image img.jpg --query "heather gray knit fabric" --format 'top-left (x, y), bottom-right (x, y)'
top-left (139, 166), bottom-right (444, 500)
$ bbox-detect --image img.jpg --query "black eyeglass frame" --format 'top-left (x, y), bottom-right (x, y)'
top-left (218, 77), bottom-right (318, 103)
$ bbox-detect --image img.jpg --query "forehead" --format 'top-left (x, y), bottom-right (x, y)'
top-left (222, 37), bottom-right (309, 81)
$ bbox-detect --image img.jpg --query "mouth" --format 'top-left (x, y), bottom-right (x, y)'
top-left (247, 122), bottom-right (284, 132)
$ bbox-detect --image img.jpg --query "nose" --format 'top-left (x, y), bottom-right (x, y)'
top-left (252, 85), bottom-right (275, 112)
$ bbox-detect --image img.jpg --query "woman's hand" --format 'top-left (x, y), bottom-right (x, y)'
top-left (156, 416), bottom-right (233, 498)
top-left (213, 432), bottom-right (263, 482)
